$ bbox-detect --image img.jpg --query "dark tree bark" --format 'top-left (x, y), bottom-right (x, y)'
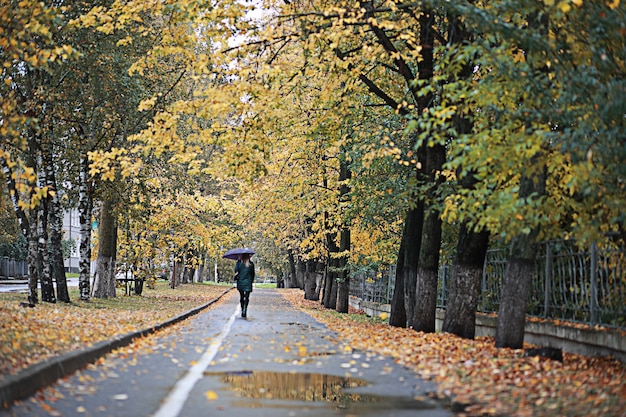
top-left (286, 251), bottom-right (297, 288)
top-left (327, 268), bottom-right (338, 310)
top-left (323, 235), bottom-right (338, 310)
top-left (93, 198), bottom-right (117, 298)
top-left (442, 223), bottom-right (489, 339)
top-left (495, 167), bottom-right (546, 348)
top-left (197, 252), bottom-right (207, 283)
top-left (410, 7), bottom-right (440, 333)
top-left (295, 257), bottom-right (306, 290)
top-left (389, 221), bottom-right (407, 327)
top-left (336, 227), bottom-right (351, 313)
top-left (403, 204), bottom-right (423, 328)
top-left (336, 159), bottom-right (351, 314)
top-left (412, 143), bottom-right (445, 333)
top-left (496, 11), bottom-right (549, 349)
top-left (304, 259), bottom-right (318, 301)
top-left (171, 258), bottom-right (183, 289)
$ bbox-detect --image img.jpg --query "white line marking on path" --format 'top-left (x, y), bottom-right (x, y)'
top-left (152, 306), bottom-right (239, 417)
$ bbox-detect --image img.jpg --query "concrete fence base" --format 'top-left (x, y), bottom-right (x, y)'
top-left (349, 296), bottom-right (625, 363)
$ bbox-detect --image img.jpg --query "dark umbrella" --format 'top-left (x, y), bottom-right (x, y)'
top-left (222, 247), bottom-right (255, 260)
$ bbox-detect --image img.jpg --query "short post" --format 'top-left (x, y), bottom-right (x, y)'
top-left (544, 243), bottom-right (552, 317)
top-left (361, 273), bottom-right (365, 300)
top-left (590, 242), bottom-right (598, 324)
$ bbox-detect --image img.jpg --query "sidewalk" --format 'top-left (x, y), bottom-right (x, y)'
top-left (1, 288), bottom-right (451, 417)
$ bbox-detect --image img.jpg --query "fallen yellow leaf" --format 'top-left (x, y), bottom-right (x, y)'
top-left (205, 390), bottom-right (219, 401)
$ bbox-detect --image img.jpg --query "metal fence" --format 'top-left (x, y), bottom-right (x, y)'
top-left (0, 257), bottom-right (28, 279)
top-left (350, 240), bottom-right (626, 328)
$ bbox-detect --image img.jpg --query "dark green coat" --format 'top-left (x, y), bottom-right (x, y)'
top-left (235, 260), bottom-right (255, 292)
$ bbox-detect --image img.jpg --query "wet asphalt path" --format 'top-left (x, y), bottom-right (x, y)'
top-left (1, 289), bottom-right (452, 417)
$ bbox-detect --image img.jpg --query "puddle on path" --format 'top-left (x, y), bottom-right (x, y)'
top-left (203, 370), bottom-right (437, 413)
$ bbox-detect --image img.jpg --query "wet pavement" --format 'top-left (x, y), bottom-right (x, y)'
top-left (0, 288), bottom-right (452, 417)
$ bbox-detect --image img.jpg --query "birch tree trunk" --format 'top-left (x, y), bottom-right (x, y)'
top-left (38, 192), bottom-right (56, 303)
top-left (1, 157), bottom-right (33, 303)
top-left (46, 153), bottom-right (70, 303)
top-left (27, 207), bottom-right (40, 305)
top-left (78, 154), bottom-right (93, 301)
top-left (36, 149), bottom-right (55, 303)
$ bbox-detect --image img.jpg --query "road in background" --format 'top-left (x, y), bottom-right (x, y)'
top-left (0, 278), bottom-right (79, 293)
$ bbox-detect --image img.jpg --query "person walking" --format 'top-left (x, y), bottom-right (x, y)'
top-left (234, 253), bottom-right (255, 318)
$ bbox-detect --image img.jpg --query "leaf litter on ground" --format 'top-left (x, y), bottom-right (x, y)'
top-left (280, 289), bottom-right (626, 417)
top-left (0, 281), bottom-right (231, 381)
top-left (1, 284), bottom-right (624, 417)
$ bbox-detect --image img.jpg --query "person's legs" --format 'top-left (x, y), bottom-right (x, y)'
top-left (238, 289), bottom-right (245, 312)
top-left (242, 290), bottom-right (250, 317)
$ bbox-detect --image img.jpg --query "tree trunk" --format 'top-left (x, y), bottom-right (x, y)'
top-left (295, 258), bottom-right (305, 290)
top-left (38, 146), bottom-right (54, 303)
top-left (1, 157), bottom-right (34, 304)
top-left (304, 269), bottom-right (317, 300)
top-left (496, 166), bottom-right (546, 348)
top-left (403, 204), bottom-right (423, 328)
top-left (336, 226), bottom-right (351, 313)
top-left (314, 270), bottom-right (323, 299)
top-left (410, 7), bottom-right (440, 332)
top-left (286, 251), bottom-right (296, 288)
top-left (134, 276), bottom-right (144, 295)
top-left (78, 154), bottom-right (93, 301)
top-left (170, 261), bottom-right (177, 289)
top-left (389, 223), bottom-right (406, 327)
top-left (335, 159), bottom-right (351, 314)
top-left (412, 195), bottom-right (443, 332)
top-left (442, 223), bottom-right (489, 339)
top-left (171, 259), bottom-right (183, 288)
top-left (93, 199), bottom-right (117, 298)
top-left (323, 234), bottom-right (339, 310)
top-left (27, 207), bottom-right (40, 305)
top-left (440, 8), bottom-right (490, 337)
top-left (38, 192), bottom-right (55, 303)
top-left (326, 265), bottom-right (338, 310)
top-left (46, 155), bottom-right (70, 303)
top-left (304, 259), bottom-right (318, 300)
top-left (197, 252), bottom-right (206, 283)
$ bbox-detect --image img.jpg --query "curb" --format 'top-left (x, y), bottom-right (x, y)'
top-left (0, 287), bottom-right (233, 408)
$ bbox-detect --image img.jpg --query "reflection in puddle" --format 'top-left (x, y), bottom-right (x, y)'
top-left (204, 370), bottom-right (436, 412)
top-left (206, 371), bottom-right (366, 402)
